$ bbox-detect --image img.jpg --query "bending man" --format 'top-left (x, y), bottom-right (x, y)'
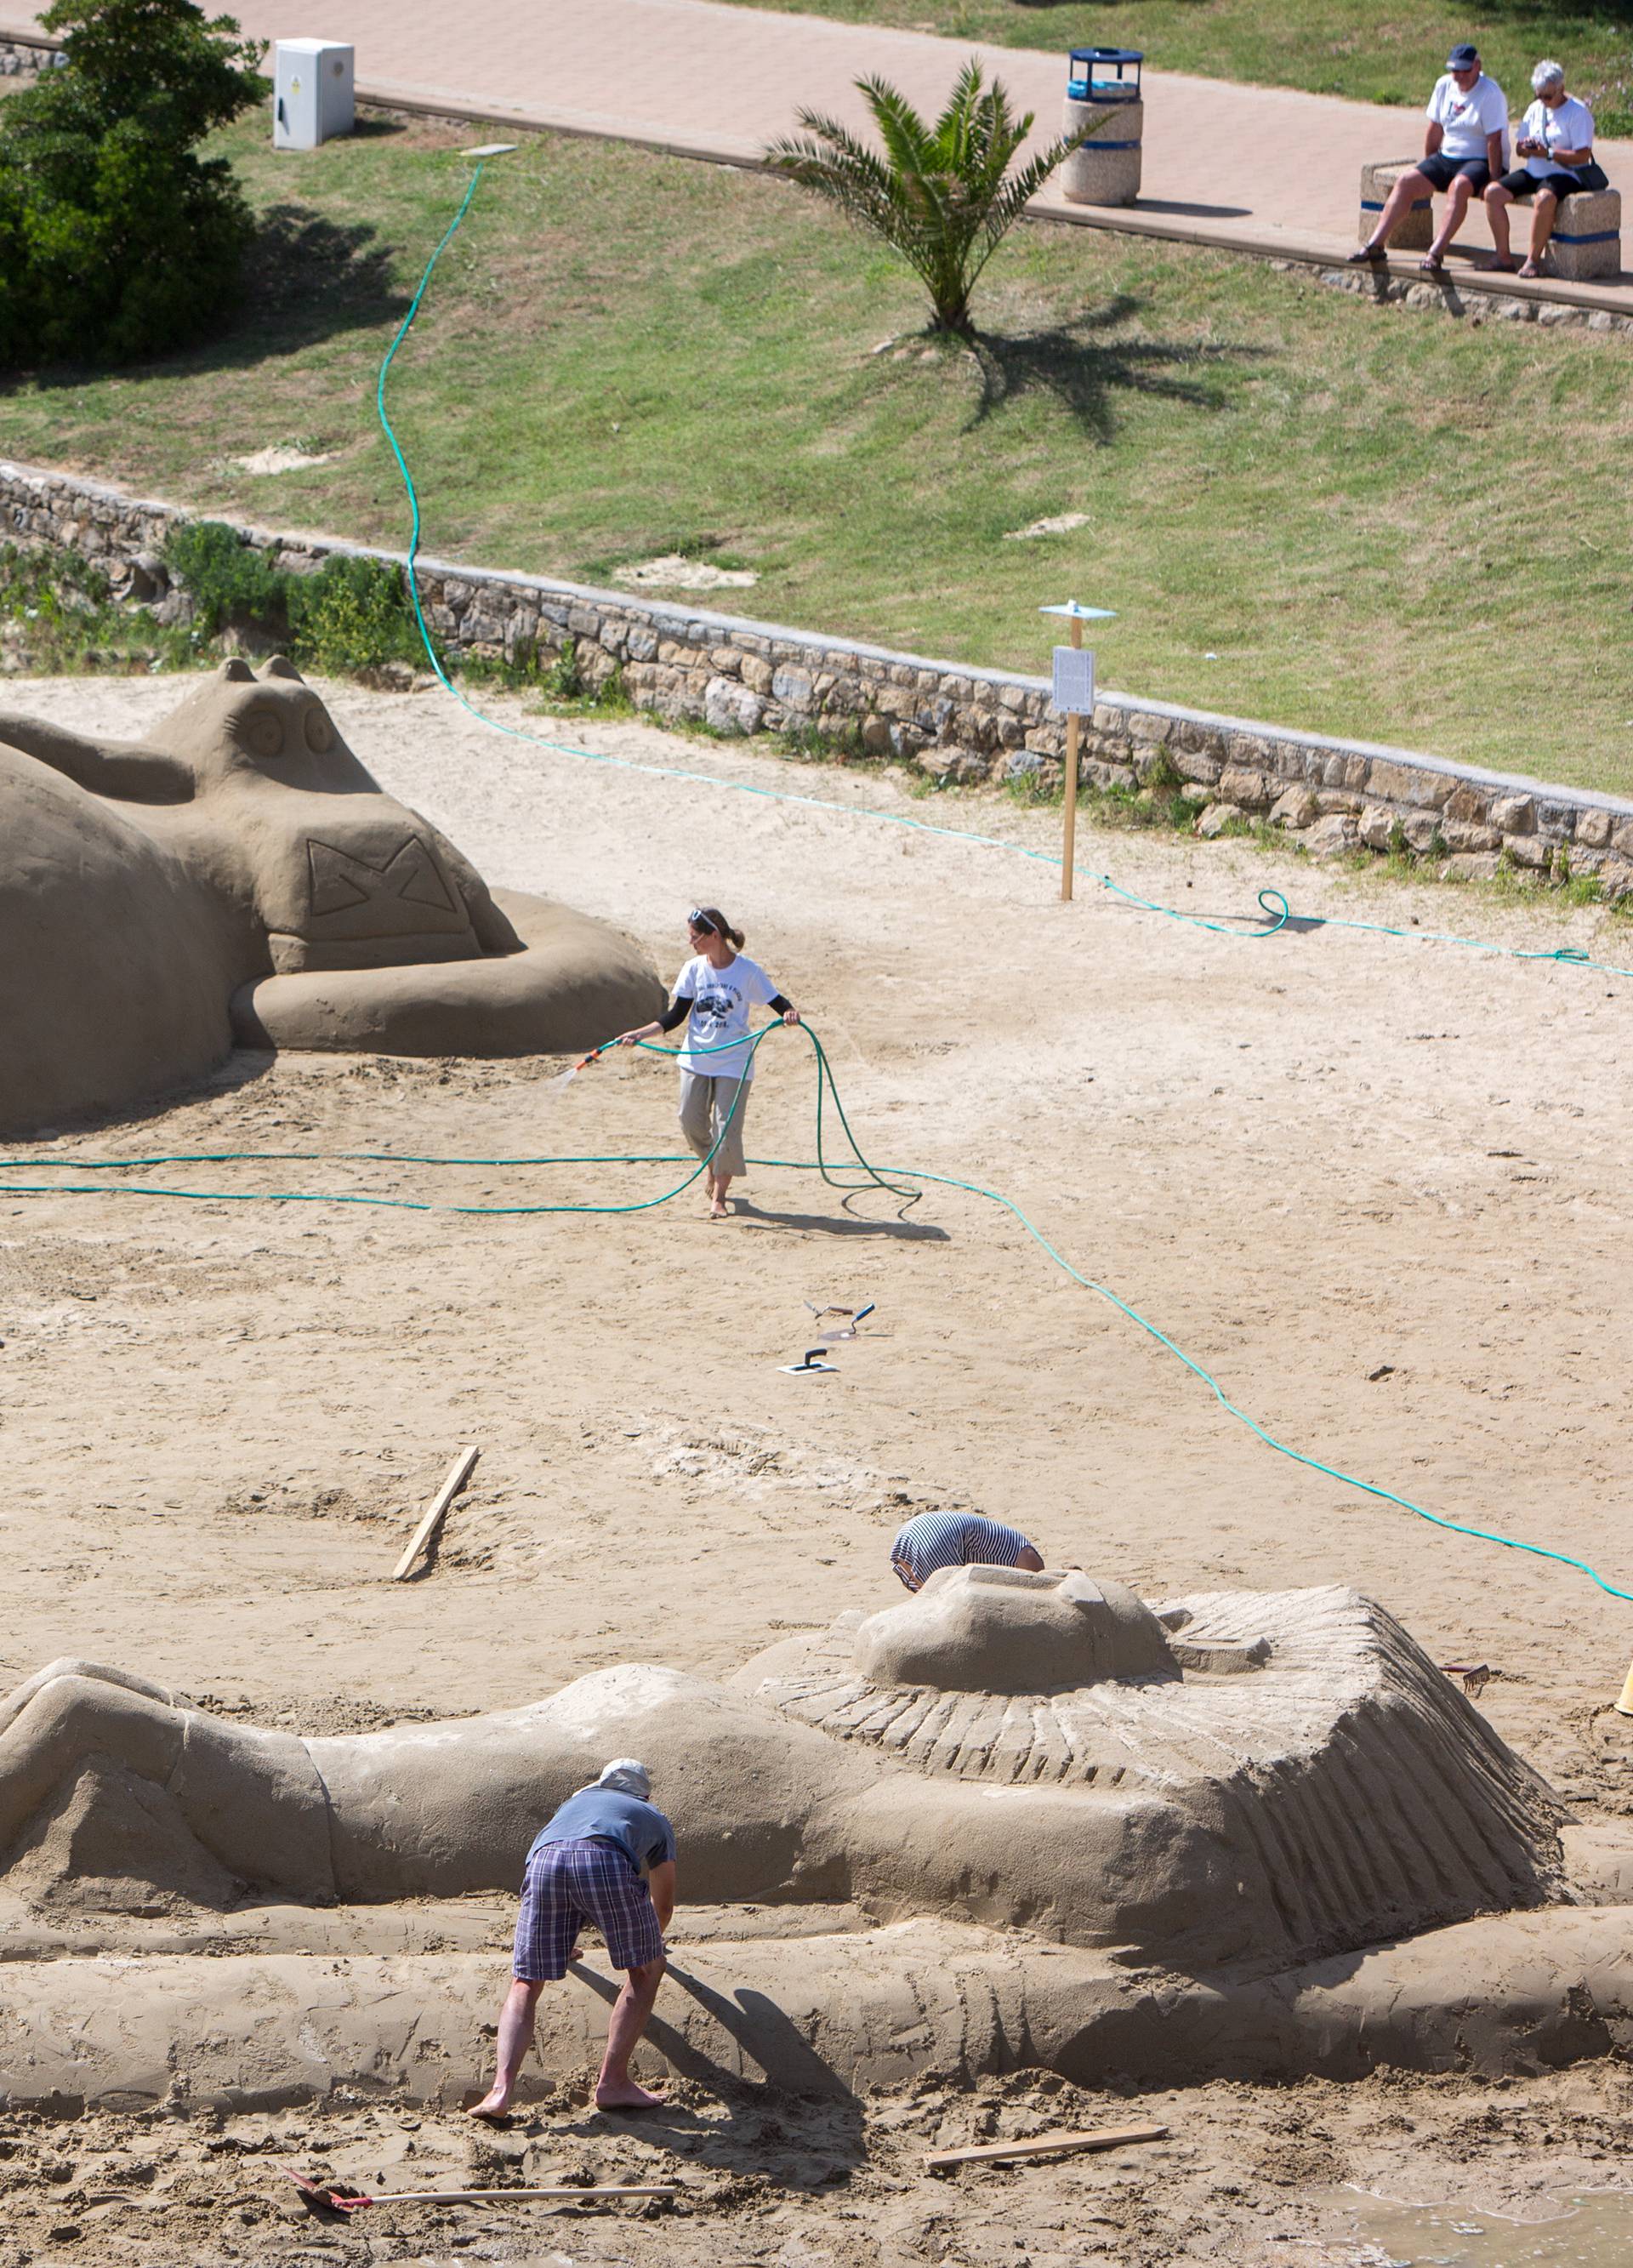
top-left (471, 1757), bottom-right (676, 2118)
top-left (890, 1508), bottom-right (1044, 1592)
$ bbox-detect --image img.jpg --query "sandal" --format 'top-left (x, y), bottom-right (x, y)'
top-left (1518, 259), bottom-right (1544, 278)
top-left (1420, 255), bottom-right (1446, 276)
top-left (1483, 255), bottom-right (1518, 272)
top-left (1346, 242), bottom-right (1385, 263)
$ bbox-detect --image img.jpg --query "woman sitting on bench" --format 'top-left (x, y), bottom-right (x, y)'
top-left (1485, 61), bottom-right (1608, 276)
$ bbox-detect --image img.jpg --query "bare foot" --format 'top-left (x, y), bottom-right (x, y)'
top-left (709, 1196), bottom-right (729, 1219)
top-left (466, 2091), bottom-right (513, 2123)
top-left (595, 2077), bottom-right (666, 2111)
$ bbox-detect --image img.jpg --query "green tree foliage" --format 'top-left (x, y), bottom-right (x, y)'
top-left (162, 522), bottom-right (424, 675)
top-left (765, 60), bottom-right (1080, 335)
top-left (0, 0), bottom-right (269, 367)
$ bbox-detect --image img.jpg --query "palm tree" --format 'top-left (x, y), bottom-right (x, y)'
top-left (765, 60), bottom-right (1081, 337)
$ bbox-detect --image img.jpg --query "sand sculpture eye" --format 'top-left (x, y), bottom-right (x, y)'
top-left (304, 707), bottom-right (334, 755)
top-left (243, 708), bottom-right (286, 760)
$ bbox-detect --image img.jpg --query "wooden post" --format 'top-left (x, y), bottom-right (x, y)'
top-left (1061, 611), bottom-right (1083, 903)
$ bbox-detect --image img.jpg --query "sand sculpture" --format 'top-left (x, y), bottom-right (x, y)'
top-left (0, 660), bottom-right (663, 1136)
top-left (3, 1570), bottom-right (1630, 2107)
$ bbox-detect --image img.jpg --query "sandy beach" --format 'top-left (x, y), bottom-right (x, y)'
top-left (2, 674), bottom-right (1630, 2265)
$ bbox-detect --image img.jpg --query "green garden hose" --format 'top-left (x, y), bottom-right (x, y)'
top-left (3, 1020), bottom-right (1628, 1606)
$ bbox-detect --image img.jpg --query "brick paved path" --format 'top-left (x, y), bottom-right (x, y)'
top-left (1, 0), bottom-right (1628, 293)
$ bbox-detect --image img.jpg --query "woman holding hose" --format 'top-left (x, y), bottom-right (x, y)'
top-left (617, 907), bottom-right (799, 1218)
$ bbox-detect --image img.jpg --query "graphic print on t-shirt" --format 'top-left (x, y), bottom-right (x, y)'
top-left (673, 951), bottom-right (780, 1080)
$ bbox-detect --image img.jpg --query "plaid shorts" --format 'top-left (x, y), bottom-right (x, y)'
top-left (512, 1837), bottom-right (664, 1981)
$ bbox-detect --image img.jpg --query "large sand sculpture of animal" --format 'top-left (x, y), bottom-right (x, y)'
top-left (0, 659), bottom-right (663, 1136)
top-left (3, 1570), bottom-right (1630, 2109)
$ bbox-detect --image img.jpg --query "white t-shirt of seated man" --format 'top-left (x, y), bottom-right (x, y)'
top-left (1425, 71), bottom-right (1508, 160)
top-left (1521, 94), bottom-right (1594, 177)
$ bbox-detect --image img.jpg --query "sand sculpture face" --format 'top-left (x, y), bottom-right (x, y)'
top-left (0, 662), bottom-right (663, 1136)
top-left (145, 662), bottom-right (498, 975)
top-left (853, 1566), bottom-right (1178, 1694)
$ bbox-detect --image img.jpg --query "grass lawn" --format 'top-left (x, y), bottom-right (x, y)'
top-left (711, 0), bottom-right (1633, 121)
top-left (2, 108), bottom-right (1630, 795)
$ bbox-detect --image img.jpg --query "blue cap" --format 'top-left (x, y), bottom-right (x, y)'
top-left (1447, 43), bottom-right (1479, 68)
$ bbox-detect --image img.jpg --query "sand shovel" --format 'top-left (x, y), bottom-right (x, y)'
top-left (281, 2165), bottom-right (674, 2214)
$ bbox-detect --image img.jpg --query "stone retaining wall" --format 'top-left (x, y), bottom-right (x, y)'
top-left (3, 454), bottom-right (1631, 898)
top-left (1284, 259), bottom-right (1633, 337)
top-left (0, 36), bottom-right (58, 73)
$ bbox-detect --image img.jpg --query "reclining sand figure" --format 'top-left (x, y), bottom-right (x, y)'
top-left (0, 658), bottom-right (662, 1135)
top-left (0, 1570), bottom-right (1576, 1980)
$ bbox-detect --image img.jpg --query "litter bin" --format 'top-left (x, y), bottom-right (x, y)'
top-left (1060, 48), bottom-right (1142, 208)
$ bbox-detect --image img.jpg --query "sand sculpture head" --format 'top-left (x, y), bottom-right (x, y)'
top-left (148, 656), bottom-right (376, 797)
top-left (851, 1566), bottom-right (1178, 1695)
top-left (0, 661), bottom-right (663, 1136)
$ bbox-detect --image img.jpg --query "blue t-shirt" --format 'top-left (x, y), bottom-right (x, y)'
top-left (527, 1786), bottom-right (676, 1874)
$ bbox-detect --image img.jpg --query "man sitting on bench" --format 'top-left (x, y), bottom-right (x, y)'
top-left (1485, 60), bottom-right (1608, 276)
top-left (1351, 43), bottom-right (1507, 274)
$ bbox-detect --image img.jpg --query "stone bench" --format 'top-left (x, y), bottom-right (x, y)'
top-left (1359, 158), bottom-right (1622, 281)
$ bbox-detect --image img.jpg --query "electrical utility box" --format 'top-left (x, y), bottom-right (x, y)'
top-left (273, 39), bottom-right (355, 150)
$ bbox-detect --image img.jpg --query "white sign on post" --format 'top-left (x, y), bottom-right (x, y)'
top-left (1051, 643), bottom-right (1096, 715)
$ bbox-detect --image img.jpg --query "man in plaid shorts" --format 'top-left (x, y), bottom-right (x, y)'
top-left (469, 1758), bottom-right (676, 2118)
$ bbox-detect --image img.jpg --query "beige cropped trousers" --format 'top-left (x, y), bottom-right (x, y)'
top-left (678, 1071), bottom-right (751, 1179)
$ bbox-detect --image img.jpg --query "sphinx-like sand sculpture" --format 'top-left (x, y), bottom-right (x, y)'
top-left (0, 660), bottom-right (663, 1136)
top-left (3, 1571), bottom-right (1630, 2109)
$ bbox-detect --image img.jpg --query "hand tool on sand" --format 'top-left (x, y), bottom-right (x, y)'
top-left (390, 1444), bottom-right (480, 1580)
top-left (1439, 1661), bottom-right (1492, 1699)
top-left (925, 2120), bottom-right (1167, 2173)
top-left (282, 2165), bottom-right (674, 2213)
top-left (780, 1347), bottom-right (838, 1376)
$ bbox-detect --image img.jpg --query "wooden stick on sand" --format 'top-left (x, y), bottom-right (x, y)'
top-left (282, 2165), bottom-right (673, 2212)
top-left (390, 1445), bottom-right (480, 1581)
top-left (925, 2121), bottom-right (1167, 2172)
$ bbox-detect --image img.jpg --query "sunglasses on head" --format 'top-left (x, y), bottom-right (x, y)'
top-left (687, 909), bottom-right (717, 937)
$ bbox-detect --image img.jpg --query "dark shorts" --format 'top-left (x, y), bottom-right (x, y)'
top-left (512, 1838), bottom-right (664, 1981)
top-left (1496, 162), bottom-right (1608, 199)
top-left (1417, 153), bottom-right (1492, 193)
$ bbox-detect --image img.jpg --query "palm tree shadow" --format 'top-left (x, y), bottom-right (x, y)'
top-left (966, 293), bottom-right (1268, 438)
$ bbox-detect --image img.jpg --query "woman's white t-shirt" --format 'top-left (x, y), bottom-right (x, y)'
top-left (672, 952), bottom-right (780, 1080)
top-left (1521, 94), bottom-right (1594, 175)
top-left (1425, 71), bottom-right (1508, 158)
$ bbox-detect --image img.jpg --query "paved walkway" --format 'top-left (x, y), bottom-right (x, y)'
top-left (3, 0), bottom-right (1630, 305)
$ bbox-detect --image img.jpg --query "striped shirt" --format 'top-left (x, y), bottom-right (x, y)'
top-left (890, 1510), bottom-right (1038, 1592)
